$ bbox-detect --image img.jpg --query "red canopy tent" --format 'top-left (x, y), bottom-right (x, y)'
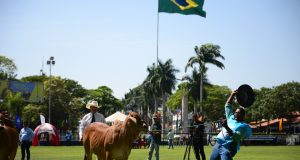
top-left (32, 123), bottom-right (60, 146)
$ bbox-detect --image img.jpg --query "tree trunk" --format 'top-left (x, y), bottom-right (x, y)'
top-left (147, 105), bottom-right (150, 129)
top-left (182, 93), bottom-right (189, 134)
top-left (193, 99), bottom-right (197, 114)
top-left (154, 94), bottom-right (157, 112)
top-left (162, 93), bottom-right (166, 135)
top-left (200, 72), bottom-right (203, 114)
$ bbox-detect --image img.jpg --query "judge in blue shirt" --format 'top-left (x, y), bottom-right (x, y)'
top-left (210, 90), bottom-right (252, 160)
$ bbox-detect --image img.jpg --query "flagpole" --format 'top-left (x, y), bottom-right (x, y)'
top-left (157, 0), bottom-right (165, 136)
top-left (156, 0), bottom-right (160, 66)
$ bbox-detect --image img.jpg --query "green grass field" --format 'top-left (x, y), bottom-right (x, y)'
top-left (15, 145), bottom-right (300, 160)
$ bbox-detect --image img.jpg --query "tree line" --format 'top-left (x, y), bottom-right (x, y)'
top-left (1, 43), bottom-right (299, 133)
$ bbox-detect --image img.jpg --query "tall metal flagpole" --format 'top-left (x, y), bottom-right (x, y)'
top-left (156, 0), bottom-right (160, 65)
top-left (157, 0), bottom-right (165, 135)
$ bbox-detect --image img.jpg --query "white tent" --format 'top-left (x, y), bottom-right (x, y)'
top-left (105, 111), bottom-right (127, 123)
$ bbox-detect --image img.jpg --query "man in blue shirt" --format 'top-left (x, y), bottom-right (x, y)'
top-left (19, 121), bottom-right (34, 160)
top-left (210, 90), bottom-right (252, 160)
top-left (65, 131), bottom-right (72, 146)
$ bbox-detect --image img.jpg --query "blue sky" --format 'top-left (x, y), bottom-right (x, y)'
top-left (1, 0), bottom-right (300, 99)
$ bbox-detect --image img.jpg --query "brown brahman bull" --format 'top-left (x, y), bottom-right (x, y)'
top-left (83, 112), bottom-right (146, 160)
top-left (0, 117), bottom-right (19, 160)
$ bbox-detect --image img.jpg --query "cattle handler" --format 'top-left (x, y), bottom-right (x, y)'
top-left (147, 113), bottom-right (162, 160)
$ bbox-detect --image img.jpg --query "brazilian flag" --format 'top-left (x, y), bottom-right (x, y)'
top-left (159, 0), bottom-right (206, 17)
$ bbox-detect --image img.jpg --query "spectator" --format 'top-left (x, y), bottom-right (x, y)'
top-left (167, 129), bottom-right (175, 149)
top-left (19, 121), bottom-right (34, 160)
top-left (65, 131), bottom-right (72, 146)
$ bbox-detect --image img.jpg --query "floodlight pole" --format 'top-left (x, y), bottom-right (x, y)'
top-left (47, 56), bottom-right (55, 124)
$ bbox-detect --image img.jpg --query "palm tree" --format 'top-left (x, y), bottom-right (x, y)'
top-left (185, 43), bottom-right (225, 114)
top-left (156, 59), bottom-right (179, 133)
top-left (182, 67), bottom-right (211, 113)
top-left (143, 59), bottom-right (179, 133)
top-left (140, 85), bottom-right (155, 125)
top-left (143, 63), bottom-right (160, 112)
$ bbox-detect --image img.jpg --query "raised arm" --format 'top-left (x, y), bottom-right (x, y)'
top-left (225, 90), bottom-right (237, 119)
top-left (227, 90), bottom-right (237, 104)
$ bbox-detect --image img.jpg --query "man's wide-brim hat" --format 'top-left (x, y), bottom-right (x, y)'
top-left (236, 84), bottom-right (255, 108)
top-left (86, 100), bottom-right (100, 109)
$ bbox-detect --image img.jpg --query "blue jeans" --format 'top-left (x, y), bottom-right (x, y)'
top-left (210, 143), bottom-right (233, 160)
top-left (148, 142), bottom-right (160, 160)
top-left (21, 140), bottom-right (32, 160)
top-left (168, 139), bottom-right (174, 149)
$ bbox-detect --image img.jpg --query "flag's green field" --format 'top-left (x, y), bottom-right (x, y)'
top-left (15, 145), bottom-right (300, 160)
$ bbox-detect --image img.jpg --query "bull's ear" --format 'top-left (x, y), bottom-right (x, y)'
top-left (128, 112), bottom-right (133, 117)
top-left (129, 117), bottom-right (137, 124)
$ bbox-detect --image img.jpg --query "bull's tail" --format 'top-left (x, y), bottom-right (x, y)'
top-left (9, 147), bottom-right (17, 160)
top-left (83, 138), bottom-right (90, 160)
top-left (83, 131), bottom-right (93, 160)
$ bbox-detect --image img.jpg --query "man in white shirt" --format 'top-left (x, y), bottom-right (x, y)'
top-left (79, 100), bottom-right (106, 141)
